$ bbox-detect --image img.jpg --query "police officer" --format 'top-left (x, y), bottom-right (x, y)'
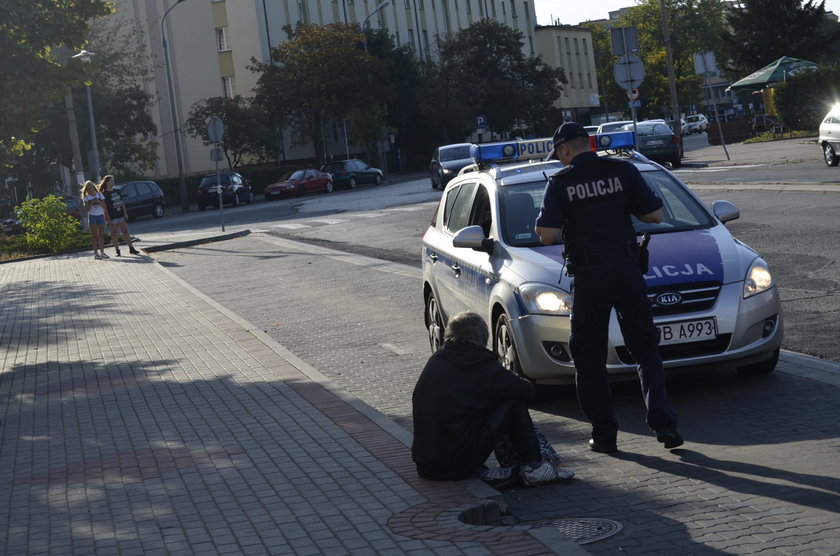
top-left (535, 122), bottom-right (682, 453)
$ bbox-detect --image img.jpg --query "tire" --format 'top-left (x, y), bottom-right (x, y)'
top-left (348, 176), bottom-right (357, 189)
top-left (153, 202), bottom-right (164, 219)
top-left (247, 191), bottom-right (255, 204)
top-left (671, 156), bottom-right (682, 168)
top-left (431, 179), bottom-right (439, 190)
top-left (324, 180), bottom-right (333, 193)
top-left (737, 348), bottom-right (779, 376)
top-left (374, 173), bottom-right (382, 185)
top-left (824, 143), bottom-right (839, 166)
top-left (494, 313), bottom-right (524, 377)
top-left (425, 291), bottom-right (444, 353)
top-left (232, 193), bottom-right (240, 207)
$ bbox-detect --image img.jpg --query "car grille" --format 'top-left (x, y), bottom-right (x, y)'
top-left (616, 334), bottom-right (733, 364)
top-left (646, 281), bottom-right (721, 317)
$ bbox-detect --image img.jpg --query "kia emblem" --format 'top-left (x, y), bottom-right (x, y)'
top-left (656, 292), bottom-right (683, 306)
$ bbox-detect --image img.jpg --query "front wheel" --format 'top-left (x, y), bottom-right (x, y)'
top-left (348, 176), bottom-right (357, 189)
top-left (232, 193), bottom-right (240, 207)
top-left (153, 202), bottom-right (165, 218)
top-left (494, 313), bottom-right (524, 377)
top-left (374, 174), bottom-right (382, 185)
top-left (425, 291), bottom-right (444, 353)
top-left (737, 348), bottom-right (779, 376)
top-left (824, 143), bottom-right (839, 166)
top-left (324, 180), bottom-right (333, 193)
top-left (247, 191), bottom-right (255, 204)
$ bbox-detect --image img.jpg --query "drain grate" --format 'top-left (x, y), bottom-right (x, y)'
top-left (540, 518), bottom-right (622, 544)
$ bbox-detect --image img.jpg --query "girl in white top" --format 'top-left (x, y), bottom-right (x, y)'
top-left (82, 180), bottom-right (109, 260)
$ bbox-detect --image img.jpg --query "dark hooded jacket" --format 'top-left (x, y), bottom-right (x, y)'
top-left (411, 339), bottom-right (535, 480)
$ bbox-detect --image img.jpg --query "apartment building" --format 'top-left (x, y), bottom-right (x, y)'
top-left (534, 25), bottom-right (600, 122)
top-left (116, 0), bottom-right (582, 178)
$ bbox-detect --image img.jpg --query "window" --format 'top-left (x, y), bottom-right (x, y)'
top-left (446, 182), bottom-right (477, 233)
top-left (222, 76), bottom-right (235, 98)
top-left (216, 27), bottom-right (230, 51)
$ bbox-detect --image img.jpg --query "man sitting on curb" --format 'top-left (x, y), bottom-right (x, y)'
top-left (411, 311), bottom-right (574, 487)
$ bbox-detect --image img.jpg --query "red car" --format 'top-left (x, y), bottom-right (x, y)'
top-left (265, 169), bottom-right (333, 200)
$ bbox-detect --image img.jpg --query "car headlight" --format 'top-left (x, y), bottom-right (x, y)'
top-left (518, 283), bottom-right (572, 315)
top-left (743, 258), bottom-right (774, 298)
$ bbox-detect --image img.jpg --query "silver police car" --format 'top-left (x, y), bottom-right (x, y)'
top-left (421, 134), bottom-right (783, 384)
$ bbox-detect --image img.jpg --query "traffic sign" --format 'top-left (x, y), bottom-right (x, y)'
top-left (614, 55), bottom-right (645, 90)
top-left (627, 88), bottom-right (640, 100)
top-left (208, 116), bottom-right (224, 143)
top-left (476, 115), bottom-right (487, 133)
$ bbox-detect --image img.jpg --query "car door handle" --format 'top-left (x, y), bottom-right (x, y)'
top-left (428, 253), bottom-right (438, 263)
top-left (451, 263), bottom-right (461, 275)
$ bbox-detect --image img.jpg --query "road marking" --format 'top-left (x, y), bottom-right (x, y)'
top-left (385, 206), bottom-right (427, 212)
top-left (308, 218), bottom-right (349, 225)
top-left (676, 164), bottom-right (765, 173)
top-left (273, 223), bottom-right (311, 230)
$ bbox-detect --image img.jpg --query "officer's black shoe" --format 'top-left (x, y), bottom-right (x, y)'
top-left (655, 427), bottom-right (684, 449)
top-left (589, 437), bottom-right (618, 454)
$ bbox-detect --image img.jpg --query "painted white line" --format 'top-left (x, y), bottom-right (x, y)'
top-left (272, 223), bottom-right (311, 230)
top-left (308, 218), bottom-right (349, 225)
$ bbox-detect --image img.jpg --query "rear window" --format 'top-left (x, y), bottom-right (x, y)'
top-left (440, 146), bottom-right (471, 161)
top-left (200, 175), bottom-right (231, 186)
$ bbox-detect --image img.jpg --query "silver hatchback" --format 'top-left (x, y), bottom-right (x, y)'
top-left (421, 136), bottom-right (783, 384)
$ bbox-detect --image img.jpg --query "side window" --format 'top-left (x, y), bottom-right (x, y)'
top-left (446, 182), bottom-right (477, 233)
top-left (140, 183), bottom-right (154, 195)
top-left (442, 184), bottom-right (460, 229)
top-left (470, 186), bottom-right (492, 237)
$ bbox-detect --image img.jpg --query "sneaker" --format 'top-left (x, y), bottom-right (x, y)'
top-left (99, 252), bottom-right (110, 259)
top-left (521, 460), bottom-right (574, 486)
top-left (115, 249), bottom-right (121, 257)
top-left (94, 253), bottom-right (102, 260)
top-left (475, 465), bottom-right (516, 488)
top-left (129, 248), bottom-right (140, 255)
top-left (655, 427), bottom-right (684, 449)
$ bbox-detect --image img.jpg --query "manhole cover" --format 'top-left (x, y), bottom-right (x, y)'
top-left (540, 518), bottom-right (622, 544)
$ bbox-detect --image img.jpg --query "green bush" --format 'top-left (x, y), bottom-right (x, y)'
top-left (16, 195), bottom-right (81, 252)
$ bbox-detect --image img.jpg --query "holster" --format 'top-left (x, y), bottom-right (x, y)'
top-left (638, 233), bottom-right (651, 274)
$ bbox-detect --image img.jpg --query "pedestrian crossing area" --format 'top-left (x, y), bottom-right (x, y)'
top-left (270, 202), bottom-right (437, 231)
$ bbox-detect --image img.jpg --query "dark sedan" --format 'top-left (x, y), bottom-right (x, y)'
top-left (265, 169), bottom-right (333, 200)
top-left (115, 180), bottom-right (166, 221)
top-left (429, 143), bottom-right (474, 189)
top-left (197, 172), bottom-right (255, 211)
top-left (620, 122), bottom-right (681, 168)
top-left (320, 159), bottom-right (382, 189)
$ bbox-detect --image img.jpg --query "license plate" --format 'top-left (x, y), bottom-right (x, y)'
top-left (656, 318), bottom-right (717, 346)
top-left (646, 140), bottom-right (664, 145)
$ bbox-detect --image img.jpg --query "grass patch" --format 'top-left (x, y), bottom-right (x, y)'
top-left (0, 230), bottom-right (94, 262)
top-left (743, 129), bottom-right (817, 144)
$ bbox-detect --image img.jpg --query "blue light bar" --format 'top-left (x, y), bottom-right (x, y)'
top-left (590, 130), bottom-right (635, 151)
top-left (470, 137), bottom-right (554, 164)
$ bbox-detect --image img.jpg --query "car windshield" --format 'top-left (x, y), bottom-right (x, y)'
top-left (626, 123), bottom-right (672, 136)
top-left (686, 116), bottom-right (699, 123)
top-left (440, 146), bottom-right (471, 161)
top-left (283, 170), bottom-right (306, 180)
top-left (200, 175), bottom-right (230, 186)
top-left (498, 166), bottom-right (714, 247)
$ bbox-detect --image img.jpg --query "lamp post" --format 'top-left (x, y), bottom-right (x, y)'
top-left (362, 1), bottom-right (390, 54)
top-left (71, 50), bottom-right (101, 182)
top-left (161, 0), bottom-right (190, 212)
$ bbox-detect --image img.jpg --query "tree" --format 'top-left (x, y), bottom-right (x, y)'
top-left (774, 66), bottom-right (840, 130)
top-left (436, 19), bottom-right (565, 138)
top-left (0, 0), bottom-right (113, 164)
top-left (184, 96), bottom-right (274, 169)
top-left (718, 0), bottom-right (838, 79)
top-left (251, 23), bottom-right (384, 165)
top-left (8, 14), bottom-right (158, 195)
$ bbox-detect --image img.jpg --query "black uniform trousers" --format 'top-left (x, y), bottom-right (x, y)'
top-left (569, 255), bottom-right (677, 440)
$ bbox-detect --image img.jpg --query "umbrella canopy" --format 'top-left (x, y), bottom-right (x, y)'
top-left (728, 56), bottom-right (818, 94)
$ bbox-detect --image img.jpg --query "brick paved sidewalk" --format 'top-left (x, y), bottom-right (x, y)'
top-left (0, 251), bottom-right (586, 555)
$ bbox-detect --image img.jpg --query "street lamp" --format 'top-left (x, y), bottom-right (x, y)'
top-left (71, 50), bottom-right (101, 182)
top-left (161, 0), bottom-right (190, 213)
top-left (362, 1), bottom-right (390, 54)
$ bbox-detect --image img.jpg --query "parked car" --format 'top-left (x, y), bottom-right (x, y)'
top-left (265, 169), bottom-right (333, 200)
top-left (321, 159), bottom-right (383, 189)
top-left (818, 105), bottom-right (840, 166)
top-left (667, 118), bottom-right (688, 136)
top-left (620, 121), bottom-right (681, 167)
top-left (197, 172), bottom-right (255, 211)
top-left (115, 180), bottom-right (166, 221)
top-left (421, 134), bottom-right (782, 384)
top-left (583, 125), bottom-right (599, 134)
top-left (59, 195), bottom-right (84, 220)
top-left (685, 114), bottom-right (708, 134)
top-left (1, 217), bottom-right (24, 235)
top-left (429, 143), bottom-right (474, 189)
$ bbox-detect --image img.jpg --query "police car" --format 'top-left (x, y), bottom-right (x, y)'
top-left (421, 132), bottom-right (783, 383)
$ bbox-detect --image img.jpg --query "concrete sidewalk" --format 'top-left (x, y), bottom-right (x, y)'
top-left (0, 247), bottom-right (588, 554)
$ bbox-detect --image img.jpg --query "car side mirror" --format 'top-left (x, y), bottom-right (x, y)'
top-left (712, 200), bottom-right (740, 224)
top-left (453, 225), bottom-right (493, 253)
